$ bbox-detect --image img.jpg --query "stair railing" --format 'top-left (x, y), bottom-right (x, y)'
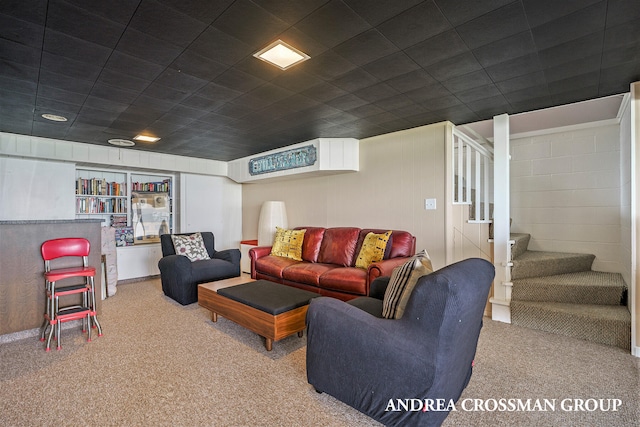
top-left (451, 127), bottom-right (493, 223)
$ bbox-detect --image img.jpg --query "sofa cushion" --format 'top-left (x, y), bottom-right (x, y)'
top-left (355, 231), bottom-right (392, 269)
top-left (317, 227), bottom-right (360, 266)
top-left (282, 263), bottom-right (335, 286)
top-left (382, 249), bottom-right (433, 319)
top-left (319, 267), bottom-right (368, 295)
top-left (255, 255), bottom-right (300, 279)
top-left (171, 232), bottom-right (210, 262)
top-left (271, 227), bottom-right (305, 261)
top-left (387, 230), bottom-right (415, 258)
top-left (295, 227), bottom-right (325, 262)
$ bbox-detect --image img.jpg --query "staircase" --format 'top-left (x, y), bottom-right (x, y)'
top-left (509, 233), bottom-right (631, 351)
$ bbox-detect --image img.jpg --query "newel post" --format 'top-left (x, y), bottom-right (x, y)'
top-left (490, 113), bottom-right (512, 323)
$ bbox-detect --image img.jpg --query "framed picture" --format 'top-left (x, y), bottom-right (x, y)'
top-left (131, 192), bottom-right (170, 244)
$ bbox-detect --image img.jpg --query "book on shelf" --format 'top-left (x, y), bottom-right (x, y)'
top-left (76, 178), bottom-right (127, 196)
top-left (110, 215), bottom-right (128, 228)
top-left (76, 197), bottom-right (127, 214)
top-left (131, 179), bottom-right (171, 193)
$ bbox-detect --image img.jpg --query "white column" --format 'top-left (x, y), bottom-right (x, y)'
top-left (444, 122), bottom-right (455, 265)
top-left (491, 113), bottom-right (512, 323)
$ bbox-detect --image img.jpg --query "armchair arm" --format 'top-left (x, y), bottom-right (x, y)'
top-left (213, 248), bottom-right (241, 267)
top-left (158, 254), bottom-right (194, 304)
top-left (306, 297), bottom-right (437, 423)
top-left (158, 254), bottom-right (192, 279)
top-left (367, 257), bottom-right (410, 283)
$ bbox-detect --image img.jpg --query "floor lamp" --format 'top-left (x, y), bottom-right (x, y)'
top-left (258, 201), bottom-right (288, 246)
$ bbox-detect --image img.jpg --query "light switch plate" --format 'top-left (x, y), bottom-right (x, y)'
top-left (425, 198), bottom-right (436, 210)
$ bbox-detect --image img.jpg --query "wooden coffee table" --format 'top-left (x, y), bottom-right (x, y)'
top-left (198, 279), bottom-right (318, 351)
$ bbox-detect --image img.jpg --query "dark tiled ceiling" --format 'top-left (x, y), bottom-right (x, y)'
top-left (1, 0), bottom-right (639, 161)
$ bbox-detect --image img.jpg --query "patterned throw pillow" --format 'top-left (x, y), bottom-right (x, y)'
top-left (270, 227), bottom-right (306, 261)
top-left (382, 249), bottom-right (433, 319)
top-left (171, 232), bottom-right (211, 262)
top-left (355, 231), bottom-right (392, 269)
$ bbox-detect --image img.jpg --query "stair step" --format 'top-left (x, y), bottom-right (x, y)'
top-left (512, 271), bottom-right (627, 305)
top-left (511, 250), bottom-right (595, 280)
top-left (511, 301), bottom-right (631, 350)
top-left (510, 233), bottom-right (530, 260)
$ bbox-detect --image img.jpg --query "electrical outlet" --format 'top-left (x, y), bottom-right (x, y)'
top-left (425, 198), bottom-right (436, 210)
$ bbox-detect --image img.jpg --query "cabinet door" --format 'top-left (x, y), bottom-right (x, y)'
top-left (116, 245), bottom-right (162, 280)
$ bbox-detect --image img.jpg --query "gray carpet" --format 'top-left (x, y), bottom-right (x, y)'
top-left (511, 271), bottom-right (627, 305)
top-left (511, 250), bottom-right (595, 280)
top-left (1, 278), bottom-right (638, 426)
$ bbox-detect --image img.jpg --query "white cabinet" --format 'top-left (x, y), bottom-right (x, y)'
top-left (116, 245), bottom-right (163, 280)
top-left (240, 240), bottom-right (258, 273)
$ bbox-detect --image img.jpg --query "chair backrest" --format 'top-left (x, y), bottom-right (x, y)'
top-left (41, 238), bottom-right (91, 261)
top-left (401, 258), bottom-right (494, 424)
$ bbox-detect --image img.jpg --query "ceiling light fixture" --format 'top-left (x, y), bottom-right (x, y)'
top-left (133, 134), bottom-right (161, 143)
top-left (108, 138), bottom-right (135, 147)
top-left (253, 40), bottom-right (310, 70)
top-left (41, 113), bottom-right (68, 122)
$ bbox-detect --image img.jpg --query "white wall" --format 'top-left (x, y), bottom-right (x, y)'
top-left (0, 157), bottom-right (75, 220)
top-left (179, 173), bottom-right (243, 250)
top-left (242, 122), bottom-right (449, 268)
top-left (510, 123), bottom-right (622, 273)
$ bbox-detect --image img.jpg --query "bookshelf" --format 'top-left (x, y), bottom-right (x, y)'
top-left (75, 168), bottom-right (175, 281)
top-left (75, 168), bottom-right (174, 246)
top-left (75, 168), bottom-right (128, 225)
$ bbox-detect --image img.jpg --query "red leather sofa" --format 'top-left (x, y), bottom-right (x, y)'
top-left (249, 227), bottom-right (416, 301)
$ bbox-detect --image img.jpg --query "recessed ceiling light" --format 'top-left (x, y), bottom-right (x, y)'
top-left (253, 40), bottom-right (310, 70)
top-left (133, 134), bottom-right (161, 143)
top-left (41, 113), bottom-right (68, 122)
top-left (108, 138), bottom-right (135, 147)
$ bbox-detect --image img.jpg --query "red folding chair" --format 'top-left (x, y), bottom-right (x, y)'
top-left (40, 237), bottom-right (103, 351)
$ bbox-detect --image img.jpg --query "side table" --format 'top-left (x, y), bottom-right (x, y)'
top-left (240, 239), bottom-right (258, 274)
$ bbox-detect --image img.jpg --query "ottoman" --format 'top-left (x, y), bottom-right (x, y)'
top-left (198, 280), bottom-right (319, 351)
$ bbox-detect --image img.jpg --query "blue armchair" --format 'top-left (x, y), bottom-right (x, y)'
top-left (306, 258), bottom-right (494, 427)
top-left (158, 232), bottom-right (240, 305)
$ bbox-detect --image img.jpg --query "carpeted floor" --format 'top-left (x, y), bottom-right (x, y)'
top-left (1, 278), bottom-right (638, 426)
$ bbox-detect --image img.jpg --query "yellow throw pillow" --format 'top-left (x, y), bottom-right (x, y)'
top-left (270, 227), bottom-right (306, 261)
top-left (355, 231), bottom-right (392, 269)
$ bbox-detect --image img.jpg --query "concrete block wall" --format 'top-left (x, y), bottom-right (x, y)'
top-left (510, 123), bottom-right (622, 273)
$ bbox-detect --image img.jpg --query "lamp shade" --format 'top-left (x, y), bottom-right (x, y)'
top-left (257, 201), bottom-right (288, 246)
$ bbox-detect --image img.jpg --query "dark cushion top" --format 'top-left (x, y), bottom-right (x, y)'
top-left (217, 280), bottom-right (319, 315)
top-left (191, 258), bottom-right (238, 283)
top-left (347, 296), bottom-right (384, 318)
